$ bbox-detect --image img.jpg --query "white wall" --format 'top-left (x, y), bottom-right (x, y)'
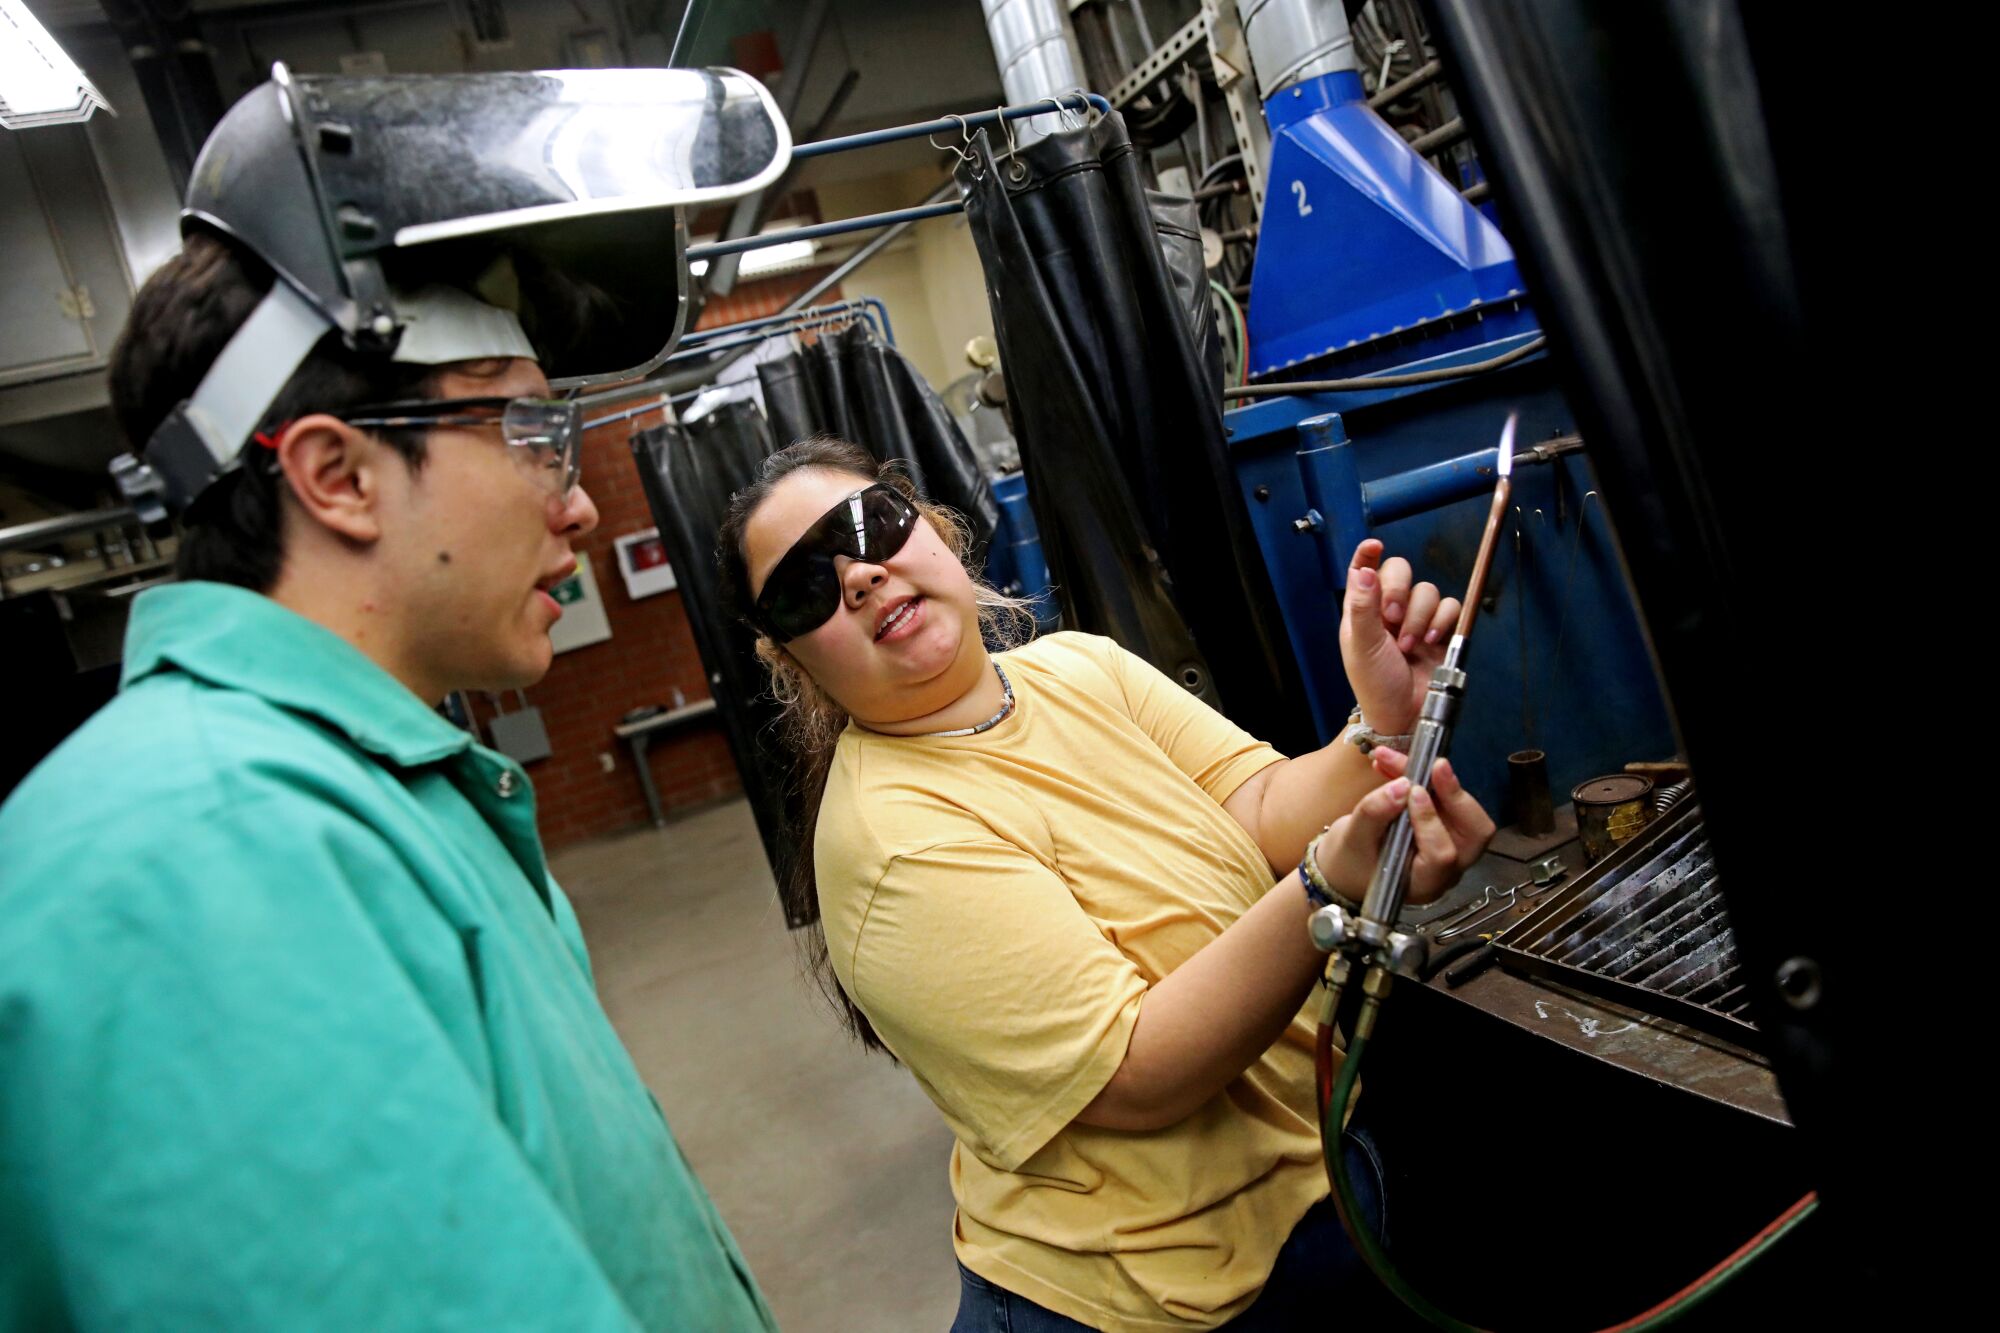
top-left (913, 204), bottom-right (999, 387)
top-left (816, 167), bottom-right (996, 391)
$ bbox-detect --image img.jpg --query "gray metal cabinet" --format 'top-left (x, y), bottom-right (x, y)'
top-left (1, 123), bottom-right (136, 390)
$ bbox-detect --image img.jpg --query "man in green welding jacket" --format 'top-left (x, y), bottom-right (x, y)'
top-left (0, 66), bottom-right (793, 1330)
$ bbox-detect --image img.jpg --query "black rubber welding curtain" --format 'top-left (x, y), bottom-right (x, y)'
top-left (631, 401), bottom-right (805, 916)
top-left (958, 114), bottom-right (1313, 754)
top-left (756, 324), bottom-right (1002, 565)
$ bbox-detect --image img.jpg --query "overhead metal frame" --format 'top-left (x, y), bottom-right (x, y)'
top-left (681, 91), bottom-right (1110, 268)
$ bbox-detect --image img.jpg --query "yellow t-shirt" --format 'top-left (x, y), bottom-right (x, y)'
top-left (816, 632), bottom-right (1328, 1331)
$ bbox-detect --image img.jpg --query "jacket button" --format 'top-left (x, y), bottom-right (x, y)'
top-left (495, 769), bottom-right (518, 798)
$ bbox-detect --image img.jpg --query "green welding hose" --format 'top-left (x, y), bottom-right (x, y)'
top-left (1320, 1008), bottom-right (1819, 1332)
top-left (1322, 1021), bottom-right (1482, 1332)
top-left (1209, 280), bottom-right (1251, 387)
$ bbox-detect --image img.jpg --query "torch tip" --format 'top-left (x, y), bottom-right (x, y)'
top-left (1497, 412), bottom-right (1518, 477)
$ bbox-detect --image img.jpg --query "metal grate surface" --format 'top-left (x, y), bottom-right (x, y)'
top-left (1492, 803), bottom-right (1757, 1041)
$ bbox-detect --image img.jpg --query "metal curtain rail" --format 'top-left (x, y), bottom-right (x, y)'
top-left (573, 182), bottom-right (958, 410)
top-left (586, 396), bottom-right (675, 430)
top-left (683, 91), bottom-right (1110, 263)
top-left (664, 308), bottom-right (885, 362)
top-left (787, 92), bottom-right (1106, 159)
top-left (687, 202), bottom-right (961, 260)
top-left (677, 297), bottom-right (895, 348)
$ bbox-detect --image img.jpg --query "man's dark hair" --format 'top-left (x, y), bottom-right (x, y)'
top-left (107, 229), bottom-right (441, 593)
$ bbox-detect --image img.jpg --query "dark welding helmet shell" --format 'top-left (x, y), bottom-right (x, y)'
top-left (181, 63), bottom-right (789, 388)
top-left (114, 63), bottom-right (788, 522)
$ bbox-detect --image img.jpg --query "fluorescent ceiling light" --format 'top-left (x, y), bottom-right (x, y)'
top-left (1, 0), bottom-right (110, 129)
top-left (738, 238), bottom-right (818, 277)
top-left (685, 224), bottom-right (819, 283)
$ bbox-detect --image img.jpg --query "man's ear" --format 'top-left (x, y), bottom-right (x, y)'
top-left (271, 414), bottom-right (394, 545)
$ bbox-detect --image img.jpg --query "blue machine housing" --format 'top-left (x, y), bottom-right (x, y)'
top-left (1221, 67), bottom-right (1674, 820)
top-left (989, 469), bottom-right (1062, 632)
top-left (1247, 71), bottom-right (1526, 377)
top-left (1225, 339), bottom-right (1676, 819)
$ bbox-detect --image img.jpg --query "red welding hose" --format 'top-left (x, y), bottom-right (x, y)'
top-left (1314, 1015), bottom-right (1368, 1251)
top-left (1594, 1192), bottom-right (1819, 1333)
top-left (1315, 993), bottom-right (1819, 1332)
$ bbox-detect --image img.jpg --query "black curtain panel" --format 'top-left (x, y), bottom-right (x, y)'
top-left (756, 324), bottom-right (1001, 566)
top-left (756, 350), bottom-right (828, 452)
top-left (631, 402), bottom-right (809, 917)
top-left (957, 111), bottom-right (1314, 754)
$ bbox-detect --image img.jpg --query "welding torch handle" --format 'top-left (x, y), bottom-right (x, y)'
top-left (1356, 718), bottom-right (1443, 933)
top-left (1356, 660), bottom-right (1467, 940)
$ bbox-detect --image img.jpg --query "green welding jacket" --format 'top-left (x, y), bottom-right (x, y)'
top-left (0, 582), bottom-right (775, 1333)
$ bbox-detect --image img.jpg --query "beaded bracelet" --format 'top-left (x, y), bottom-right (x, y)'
top-left (1299, 827), bottom-right (1362, 913)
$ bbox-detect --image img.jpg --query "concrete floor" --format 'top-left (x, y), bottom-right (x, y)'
top-left (552, 797), bottom-right (961, 1331)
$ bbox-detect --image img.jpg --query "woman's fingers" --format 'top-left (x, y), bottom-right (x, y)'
top-left (1429, 759), bottom-right (1497, 869)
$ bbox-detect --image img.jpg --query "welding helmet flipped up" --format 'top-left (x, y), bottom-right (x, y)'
top-left (113, 63), bottom-right (790, 520)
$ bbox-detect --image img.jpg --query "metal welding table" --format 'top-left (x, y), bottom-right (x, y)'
top-left (613, 699), bottom-right (720, 828)
top-left (1401, 831), bottom-right (1787, 1125)
top-left (1365, 836), bottom-right (1807, 1330)
top-left (1360, 820), bottom-right (1816, 1328)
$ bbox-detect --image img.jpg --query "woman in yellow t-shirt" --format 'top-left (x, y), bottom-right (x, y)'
top-left (718, 439), bottom-right (1493, 1332)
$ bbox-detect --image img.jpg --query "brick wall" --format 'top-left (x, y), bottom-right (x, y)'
top-left (500, 269), bottom-right (839, 850)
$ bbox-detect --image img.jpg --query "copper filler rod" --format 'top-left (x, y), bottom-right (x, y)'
top-left (1454, 413), bottom-right (1517, 639)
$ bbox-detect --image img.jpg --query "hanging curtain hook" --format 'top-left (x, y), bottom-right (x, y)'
top-left (997, 105), bottom-right (1028, 182)
top-left (929, 113), bottom-right (975, 165)
top-left (947, 112), bottom-right (987, 179)
top-left (1029, 94), bottom-right (1087, 136)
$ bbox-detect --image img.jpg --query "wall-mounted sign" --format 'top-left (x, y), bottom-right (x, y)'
top-left (612, 527), bottom-right (678, 600)
top-left (548, 550), bottom-right (613, 654)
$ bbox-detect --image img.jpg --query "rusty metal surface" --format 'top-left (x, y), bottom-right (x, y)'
top-left (1403, 839), bottom-right (1789, 1125)
top-left (1487, 795), bottom-right (1577, 860)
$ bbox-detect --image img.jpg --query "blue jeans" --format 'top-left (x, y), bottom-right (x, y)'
top-left (949, 1129), bottom-right (1390, 1333)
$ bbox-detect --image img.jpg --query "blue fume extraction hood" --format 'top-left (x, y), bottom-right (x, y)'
top-left (1247, 70), bottom-right (1524, 376)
